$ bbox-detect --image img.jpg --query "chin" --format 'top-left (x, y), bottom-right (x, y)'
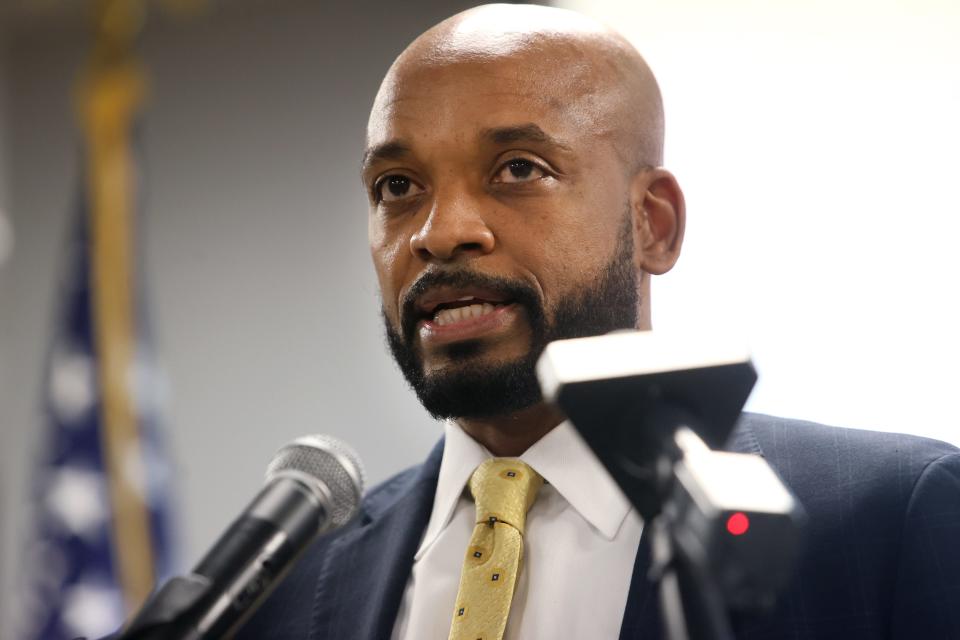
top-left (415, 350), bottom-right (543, 421)
top-left (429, 338), bottom-right (535, 368)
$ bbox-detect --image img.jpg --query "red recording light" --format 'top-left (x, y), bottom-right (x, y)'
top-left (726, 512), bottom-right (750, 536)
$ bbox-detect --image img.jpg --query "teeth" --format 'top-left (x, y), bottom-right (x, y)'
top-left (434, 303), bottom-right (497, 326)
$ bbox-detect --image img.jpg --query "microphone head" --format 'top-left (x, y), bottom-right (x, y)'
top-left (265, 435), bottom-right (365, 528)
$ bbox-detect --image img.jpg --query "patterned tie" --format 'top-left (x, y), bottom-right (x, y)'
top-left (447, 458), bottom-right (544, 640)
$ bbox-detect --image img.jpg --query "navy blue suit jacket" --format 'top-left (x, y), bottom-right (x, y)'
top-left (238, 414), bottom-right (960, 639)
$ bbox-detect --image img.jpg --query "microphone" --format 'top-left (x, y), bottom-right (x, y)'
top-left (536, 331), bottom-right (804, 619)
top-left (118, 435), bottom-right (365, 640)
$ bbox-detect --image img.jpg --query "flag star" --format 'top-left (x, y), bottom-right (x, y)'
top-left (44, 467), bottom-right (108, 540)
top-left (61, 580), bottom-right (124, 638)
top-left (132, 347), bottom-right (168, 414)
top-left (134, 439), bottom-right (173, 504)
top-left (48, 346), bottom-right (96, 424)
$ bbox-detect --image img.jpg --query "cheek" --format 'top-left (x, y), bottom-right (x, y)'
top-left (369, 219), bottom-right (409, 316)
top-left (533, 214), bottom-right (618, 293)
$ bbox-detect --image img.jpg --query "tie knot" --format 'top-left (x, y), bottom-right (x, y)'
top-left (468, 458), bottom-right (543, 535)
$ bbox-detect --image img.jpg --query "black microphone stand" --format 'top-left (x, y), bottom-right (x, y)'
top-left (615, 405), bottom-right (734, 640)
top-left (537, 331), bottom-right (805, 640)
top-left (614, 405), bottom-right (802, 640)
top-left (651, 516), bottom-right (734, 640)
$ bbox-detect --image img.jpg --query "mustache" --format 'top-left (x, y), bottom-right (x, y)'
top-left (399, 268), bottom-right (544, 343)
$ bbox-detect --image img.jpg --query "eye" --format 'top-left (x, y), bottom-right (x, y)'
top-left (494, 158), bottom-right (547, 184)
top-left (375, 174), bottom-right (424, 203)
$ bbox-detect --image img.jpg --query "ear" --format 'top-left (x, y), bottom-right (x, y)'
top-left (630, 168), bottom-right (685, 275)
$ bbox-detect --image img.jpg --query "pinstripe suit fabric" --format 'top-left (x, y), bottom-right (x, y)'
top-left (238, 414), bottom-right (960, 639)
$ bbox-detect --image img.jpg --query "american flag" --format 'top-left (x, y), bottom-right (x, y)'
top-left (18, 209), bottom-right (177, 640)
top-left (17, 63), bottom-right (178, 639)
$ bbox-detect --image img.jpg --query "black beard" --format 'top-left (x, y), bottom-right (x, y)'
top-left (383, 215), bottom-right (638, 420)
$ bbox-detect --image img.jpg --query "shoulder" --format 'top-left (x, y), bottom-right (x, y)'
top-left (737, 412), bottom-right (958, 486)
top-left (731, 414), bottom-right (960, 637)
top-left (359, 463), bottom-right (428, 521)
top-left (736, 412), bottom-right (959, 534)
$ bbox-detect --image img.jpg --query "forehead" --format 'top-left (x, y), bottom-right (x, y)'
top-left (366, 52), bottom-right (613, 155)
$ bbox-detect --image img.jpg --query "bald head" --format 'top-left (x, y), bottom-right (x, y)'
top-left (370, 3), bottom-right (664, 170)
top-left (363, 4), bottom-right (685, 430)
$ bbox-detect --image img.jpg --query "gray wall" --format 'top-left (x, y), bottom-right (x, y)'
top-left (0, 20), bottom-right (13, 637)
top-left (0, 1), bottom-right (478, 633)
top-left (0, 27), bottom-right (7, 213)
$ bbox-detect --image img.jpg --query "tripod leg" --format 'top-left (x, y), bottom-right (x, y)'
top-left (651, 516), bottom-right (735, 640)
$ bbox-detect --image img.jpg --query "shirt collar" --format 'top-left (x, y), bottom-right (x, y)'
top-left (415, 420), bottom-right (634, 560)
top-left (415, 421), bottom-right (491, 560)
top-left (520, 420), bottom-right (633, 540)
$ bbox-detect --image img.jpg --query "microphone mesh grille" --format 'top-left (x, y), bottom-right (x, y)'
top-left (265, 435), bottom-right (365, 528)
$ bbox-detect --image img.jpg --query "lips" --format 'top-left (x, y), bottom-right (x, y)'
top-left (407, 285), bottom-right (521, 346)
top-left (432, 301), bottom-right (505, 326)
top-left (398, 270), bottom-right (543, 351)
top-left (415, 286), bottom-right (511, 319)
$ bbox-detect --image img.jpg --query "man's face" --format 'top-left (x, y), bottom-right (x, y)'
top-left (363, 53), bottom-right (639, 419)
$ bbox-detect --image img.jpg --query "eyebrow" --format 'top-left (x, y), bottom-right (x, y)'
top-left (361, 140), bottom-right (413, 172)
top-left (480, 123), bottom-right (573, 151)
top-left (361, 123), bottom-right (572, 173)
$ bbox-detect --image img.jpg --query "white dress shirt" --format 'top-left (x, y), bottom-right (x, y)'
top-left (391, 420), bottom-right (644, 640)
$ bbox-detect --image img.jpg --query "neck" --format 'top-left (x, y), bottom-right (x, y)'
top-left (456, 402), bottom-right (566, 456)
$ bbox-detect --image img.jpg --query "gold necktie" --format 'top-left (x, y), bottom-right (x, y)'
top-left (447, 458), bottom-right (544, 640)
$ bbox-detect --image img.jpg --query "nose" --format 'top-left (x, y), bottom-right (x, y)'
top-left (409, 190), bottom-right (495, 262)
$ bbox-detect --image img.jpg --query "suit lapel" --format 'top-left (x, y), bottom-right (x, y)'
top-left (618, 531), bottom-right (659, 640)
top-left (618, 417), bottom-right (763, 639)
top-left (310, 440), bottom-right (444, 640)
top-left (307, 418), bottom-right (765, 640)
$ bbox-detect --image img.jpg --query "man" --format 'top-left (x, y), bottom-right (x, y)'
top-left (240, 4), bottom-right (960, 639)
